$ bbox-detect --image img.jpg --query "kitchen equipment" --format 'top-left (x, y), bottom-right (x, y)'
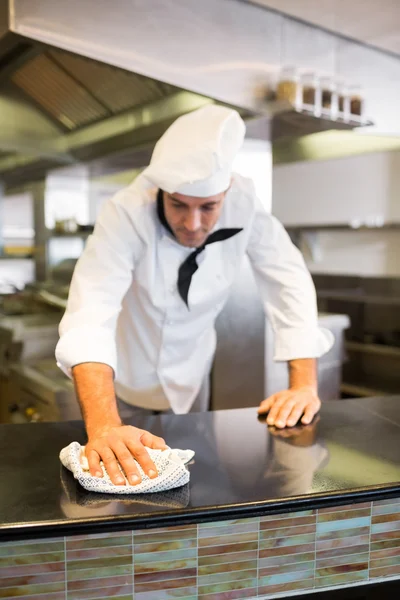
top-left (6, 358), bottom-right (79, 423)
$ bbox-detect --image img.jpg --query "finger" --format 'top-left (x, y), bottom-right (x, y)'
top-left (301, 403), bottom-right (318, 425)
top-left (140, 431), bottom-right (168, 450)
top-left (273, 399), bottom-right (299, 429)
top-left (257, 396), bottom-right (275, 415)
top-left (97, 446), bottom-right (126, 485)
top-left (86, 448), bottom-right (103, 478)
top-left (110, 439), bottom-right (142, 486)
top-left (266, 394), bottom-right (290, 426)
top-left (286, 401), bottom-right (308, 428)
top-left (126, 440), bottom-right (158, 479)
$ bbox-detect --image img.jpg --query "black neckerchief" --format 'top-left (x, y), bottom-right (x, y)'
top-left (156, 189), bottom-right (242, 308)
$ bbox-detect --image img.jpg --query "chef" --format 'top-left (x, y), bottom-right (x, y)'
top-left (56, 105), bottom-right (334, 487)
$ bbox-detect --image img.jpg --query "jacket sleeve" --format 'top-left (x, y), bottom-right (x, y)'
top-left (55, 193), bottom-right (143, 377)
top-left (246, 196), bottom-right (334, 361)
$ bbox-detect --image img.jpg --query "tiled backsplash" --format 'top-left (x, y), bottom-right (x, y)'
top-left (1, 498), bottom-right (400, 600)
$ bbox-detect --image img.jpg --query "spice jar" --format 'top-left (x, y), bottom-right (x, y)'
top-left (301, 72), bottom-right (320, 114)
top-left (348, 85), bottom-right (364, 119)
top-left (336, 80), bottom-right (348, 119)
top-left (276, 67), bottom-right (301, 109)
top-left (320, 76), bottom-right (338, 119)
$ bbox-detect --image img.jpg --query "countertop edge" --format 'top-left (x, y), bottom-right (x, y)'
top-left (2, 483), bottom-right (400, 543)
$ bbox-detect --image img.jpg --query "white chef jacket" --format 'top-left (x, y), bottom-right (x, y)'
top-left (56, 173), bottom-right (334, 414)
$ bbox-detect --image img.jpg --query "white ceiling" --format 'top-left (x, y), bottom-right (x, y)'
top-left (251, 0), bottom-right (400, 56)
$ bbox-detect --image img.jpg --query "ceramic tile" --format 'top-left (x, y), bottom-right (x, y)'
top-left (199, 532), bottom-right (258, 548)
top-left (370, 564), bottom-right (400, 579)
top-left (371, 530), bottom-right (400, 543)
top-left (198, 590), bottom-right (256, 600)
top-left (259, 560), bottom-right (315, 577)
top-left (372, 502), bottom-right (400, 516)
top-left (134, 529), bottom-right (196, 544)
top-left (372, 513), bottom-right (400, 524)
top-left (371, 544), bottom-right (400, 558)
top-left (67, 545), bottom-right (133, 561)
top-left (316, 516), bottom-right (370, 534)
top-left (315, 570), bottom-right (369, 587)
top-left (318, 502), bottom-right (371, 514)
top-left (67, 536), bottom-right (132, 551)
top-left (260, 516), bottom-right (316, 530)
top-left (316, 561), bottom-right (368, 577)
top-left (0, 541), bottom-right (64, 558)
top-left (316, 534), bottom-right (370, 552)
top-left (198, 568), bottom-right (257, 587)
top-left (135, 567), bottom-right (197, 584)
top-left (0, 562), bottom-right (65, 579)
top-left (0, 581), bottom-right (65, 598)
top-left (134, 558), bottom-right (197, 575)
top-left (316, 526), bottom-right (369, 542)
top-left (316, 552), bottom-right (369, 570)
top-left (135, 588), bottom-right (198, 600)
top-left (68, 574), bottom-right (133, 591)
top-left (371, 520), bottom-right (400, 535)
top-left (317, 508), bottom-right (371, 522)
top-left (0, 572), bottom-right (64, 589)
top-left (259, 542), bottom-right (315, 559)
top-left (260, 524), bottom-right (316, 537)
top-left (134, 538), bottom-right (197, 554)
top-left (134, 575), bottom-right (197, 594)
top-left (370, 555), bottom-right (400, 570)
top-left (372, 498), bottom-right (400, 509)
top-left (258, 579), bottom-right (313, 596)
top-left (198, 522), bottom-right (259, 538)
top-left (259, 568), bottom-right (314, 587)
top-left (0, 552), bottom-right (64, 568)
top-left (67, 583), bottom-right (134, 600)
top-left (198, 541), bottom-right (258, 557)
top-left (259, 532), bottom-right (315, 550)
top-left (0, 594), bottom-right (66, 600)
top-left (67, 555), bottom-right (132, 572)
top-left (199, 551), bottom-right (258, 567)
top-left (199, 560), bottom-right (256, 577)
top-left (198, 577), bottom-right (257, 595)
top-left (67, 565), bottom-right (133, 582)
top-left (134, 548), bottom-right (197, 564)
top-left (317, 543), bottom-right (370, 561)
top-left (259, 552), bottom-right (315, 569)
top-left (70, 531), bottom-right (131, 542)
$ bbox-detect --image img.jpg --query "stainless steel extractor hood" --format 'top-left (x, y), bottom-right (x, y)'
top-left (0, 0), bottom-right (373, 188)
top-left (0, 27), bottom-right (225, 187)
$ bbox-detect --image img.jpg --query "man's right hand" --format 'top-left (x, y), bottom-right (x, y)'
top-left (85, 425), bottom-right (168, 486)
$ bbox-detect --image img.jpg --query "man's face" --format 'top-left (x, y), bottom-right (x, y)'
top-left (163, 189), bottom-right (227, 248)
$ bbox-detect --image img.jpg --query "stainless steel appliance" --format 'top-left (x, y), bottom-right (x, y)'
top-left (6, 358), bottom-right (79, 423)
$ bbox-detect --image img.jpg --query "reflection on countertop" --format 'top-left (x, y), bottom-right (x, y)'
top-left (1, 396), bottom-right (400, 540)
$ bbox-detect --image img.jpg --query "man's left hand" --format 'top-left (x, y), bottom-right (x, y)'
top-left (257, 386), bottom-right (321, 429)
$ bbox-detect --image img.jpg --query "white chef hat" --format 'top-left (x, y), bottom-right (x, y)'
top-left (142, 105), bottom-right (246, 197)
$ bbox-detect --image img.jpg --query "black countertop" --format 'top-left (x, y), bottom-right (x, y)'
top-left (1, 396), bottom-right (400, 541)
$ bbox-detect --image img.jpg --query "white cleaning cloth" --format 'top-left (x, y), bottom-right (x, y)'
top-left (60, 442), bottom-right (195, 494)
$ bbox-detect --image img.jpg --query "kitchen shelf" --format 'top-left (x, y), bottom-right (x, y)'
top-left (47, 229), bottom-right (93, 239)
top-left (0, 254), bottom-right (34, 260)
top-left (268, 99), bottom-right (373, 141)
top-left (286, 223), bottom-right (400, 232)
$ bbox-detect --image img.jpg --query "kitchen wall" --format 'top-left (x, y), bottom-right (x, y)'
top-left (273, 149), bottom-right (400, 276)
